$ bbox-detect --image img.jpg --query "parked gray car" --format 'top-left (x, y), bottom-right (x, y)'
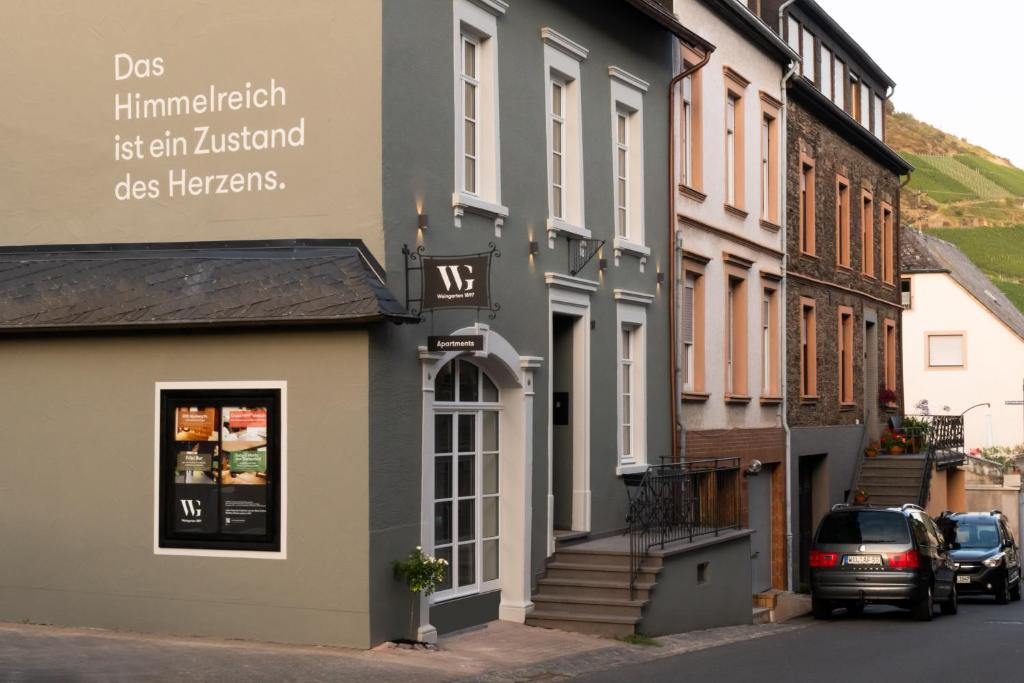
top-left (810, 504), bottom-right (958, 621)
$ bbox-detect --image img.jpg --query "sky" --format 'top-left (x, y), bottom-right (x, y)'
top-left (816, 0), bottom-right (1024, 168)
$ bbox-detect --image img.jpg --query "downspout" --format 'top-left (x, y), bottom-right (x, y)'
top-left (780, 0), bottom-right (800, 593)
top-left (669, 42), bottom-right (713, 463)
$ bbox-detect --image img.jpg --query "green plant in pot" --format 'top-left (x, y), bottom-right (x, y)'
top-left (853, 487), bottom-right (869, 504)
top-left (393, 546), bottom-right (448, 643)
top-left (900, 416), bottom-right (931, 454)
top-left (881, 429), bottom-right (911, 455)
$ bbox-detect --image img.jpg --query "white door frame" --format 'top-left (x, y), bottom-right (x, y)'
top-left (546, 273), bottom-right (595, 555)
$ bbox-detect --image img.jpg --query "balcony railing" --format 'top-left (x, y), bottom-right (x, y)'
top-left (625, 458), bottom-right (741, 597)
top-left (887, 414), bottom-right (965, 506)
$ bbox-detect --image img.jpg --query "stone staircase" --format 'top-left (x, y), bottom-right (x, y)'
top-left (855, 455), bottom-right (928, 507)
top-left (526, 541), bottom-right (661, 638)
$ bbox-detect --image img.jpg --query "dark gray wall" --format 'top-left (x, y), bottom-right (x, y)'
top-left (640, 532), bottom-right (754, 636)
top-left (370, 0), bottom-right (676, 644)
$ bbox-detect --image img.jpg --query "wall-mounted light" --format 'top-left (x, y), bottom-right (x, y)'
top-left (744, 459), bottom-right (763, 476)
top-left (598, 258), bottom-right (608, 271)
top-left (418, 213), bottom-right (430, 231)
top-left (656, 272), bottom-right (665, 285)
top-left (529, 240), bottom-right (540, 256)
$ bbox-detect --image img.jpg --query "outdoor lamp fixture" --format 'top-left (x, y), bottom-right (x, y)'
top-left (656, 272), bottom-right (665, 285)
top-left (598, 258), bottom-right (608, 271)
top-left (744, 459), bottom-right (763, 476)
top-left (961, 402), bottom-right (990, 416)
top-left (529, 240), bottom-right (540, 256)
top-left (418, 213), bottom-right (429, 231)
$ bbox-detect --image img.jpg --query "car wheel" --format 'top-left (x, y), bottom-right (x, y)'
top-left (913, 585), bottom-right (934, 621)
top-left (996, 575), bottom-right (1011, 605)
top-left (811, 598), bottom-right (832, 619)
top-left (940, 585), bottom-right (958, 616)
top-left (1011, 578), bottom-right (1021, 602)
top-left (845, 601), bottom-right (864, 617)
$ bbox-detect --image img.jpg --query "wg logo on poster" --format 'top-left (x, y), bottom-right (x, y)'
top-left (436, 264), bottom-right (475, 293)
top-left (180, 499), bottom-right (203, 520)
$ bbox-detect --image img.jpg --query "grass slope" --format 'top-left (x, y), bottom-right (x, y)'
top-left (954, 154), bottom-right (1024, 196)
top-left (925, 226), bottom-right (1024, 313)
top-left (901, 153), bottom-right (977, 204)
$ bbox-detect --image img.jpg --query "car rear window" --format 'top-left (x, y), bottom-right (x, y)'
top-left (817, 511), bottom-right (911, 544)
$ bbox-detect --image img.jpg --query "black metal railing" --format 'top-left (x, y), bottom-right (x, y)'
top-left (625, 458), bottom-right (741, 597)
top-left (890, 414), bottom-right (964, 507)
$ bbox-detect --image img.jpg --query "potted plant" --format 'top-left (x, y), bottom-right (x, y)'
top-left (901, 416), bottom-right (931, 454)
top-left (865, 443), bottom-right (879, 458)
top-left (393, 546), bottom-right (448, 644)
top-left (878, 386), bottom-right (898, 411)
top-left (853, 487), bottom-right (869, 504)
top-left (881, 429), bottom-right (910, 455)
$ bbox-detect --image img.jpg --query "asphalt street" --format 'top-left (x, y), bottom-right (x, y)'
top-left (580, 596), bottom-right (1024, 683)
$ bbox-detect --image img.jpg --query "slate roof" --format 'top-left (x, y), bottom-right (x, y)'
top-left (900, 227), bottom-right (1024, 342)
top-left (0, 240), bottom-right (417, 333)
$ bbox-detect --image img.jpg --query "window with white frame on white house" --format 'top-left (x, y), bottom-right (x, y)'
top-left (682, 75), bottom-right (694, 185)
top-left (683, 274), bottom-right (696, 392)
top-left (726, 95), bottom-right (737, 206)
top-left (615, 111), bottom-right (629, 237)
top-left (621, 327), bottom-right (634, 461)
top-left (928, 334), bottom-right (965, 368)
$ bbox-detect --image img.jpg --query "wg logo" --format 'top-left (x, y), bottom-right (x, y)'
top-left (436, 264), bottom-right (475, 293)
top-left (180, 499), bottom-right (202, 519)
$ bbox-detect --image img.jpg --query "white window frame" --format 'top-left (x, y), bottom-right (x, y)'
top-left (152, 380), bottom-right (288, 560)
top-left (609, 67), bottom-right (650, 268)
top-left (762, 291), bottom-right (771, 392)
top-left (787, 16), bottom-right (800, 55)
top-left (452, 0), bottom-right (508, 232)
top-left (801, 29), bottom-right (815, 83)
top-left (761, 115), bottom-right (770, 218)
top-left (681, 74), bottom-right (694, 186)
top-left (726, 95), bottom-right (738, 207)
top-left (833, 58), bottom-right (845, 111)
top-left (860, 82), bottom-right (871, 128)
top-left (543, 28), bottom-right (588, 244)
top-left (615, 296), bottom-right (650, 472)
top-left (682, 272), bottom-right (697, 392)
top-left (927, 333), bottom-right (966, 369)
top-left (820, 44), bottom-right (833, 100)
top-left (873, 94), bottom-right (884, 140)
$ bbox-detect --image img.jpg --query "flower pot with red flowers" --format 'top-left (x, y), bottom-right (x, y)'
top-left (853, 487), bottom-right (869, 505)
top-left (881, 429), bottom-right (911, 455)
top-left (865, 444), bottom-right (879, 458)
top-left (878, 386), bottom-right (899, 412)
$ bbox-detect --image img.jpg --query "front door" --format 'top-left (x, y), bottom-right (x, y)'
top-left (748, 472), bottom-right (773, 593)
top-left (552, 314), bottom-right (575, 531)
top-left (864, 320), bottom-right (879, 441)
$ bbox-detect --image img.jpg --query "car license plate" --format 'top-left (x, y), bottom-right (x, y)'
top-left (957, 575), bottom-right (972, 584)
top-left (844, 554), bottom-right (882, 566)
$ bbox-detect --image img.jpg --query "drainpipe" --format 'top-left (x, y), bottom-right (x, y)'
top-left (780, 0), bottom-right (800, 593)
top-left (669, 42), bottom-right (713, 463)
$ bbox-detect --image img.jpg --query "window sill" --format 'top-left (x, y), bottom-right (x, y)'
top-left (839, 403), bottom-right (857, 411)
top-left (800, 395), bottom-right (818, 404)
top-left (759, 219), bottom-right (782, 233)
top-left (759, 395), bottom-right (783, 405)
top-left (616, 463), bottom-right (650, 476)
top-left (546, 217), bottom-right (591, 245)
top-left (452, 192), bottom-right (509, 232)
top-left (682, 391), bottom-right (710, 402)
top-left (724, 394), bottom-right (752, 404)
top-left (680, 184), bottom-right (707, 202)
top-left (724, 204), bottom-right (749, 220)
top-left (837, 264), bottom-right (854, 272)
top-left (862, 272), bottom-right (878, 281)
top-left (613, 237), bottom-right (651, 270)
top-left (799, 251), bottom-right (819, 260)
top-left (881, 281), bottom-right (897, 289)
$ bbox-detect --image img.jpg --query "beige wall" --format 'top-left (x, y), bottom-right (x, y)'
top-left (0, 1), bottom-right (383, 261)
top-left (0, 331), bottom-right (371, 647)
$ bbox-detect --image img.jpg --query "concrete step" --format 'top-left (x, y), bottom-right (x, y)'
top-left (856, 483), bottom-right (922, 494)
top-left (868, 495), bottom-right (921, 506)
top-left (554, 548), bottom-right (659, 570)
top-left (544, 561), bottom-right (661, 584)
top-left (861, 460), bottom-right (927, 470)
top-left (753, 589), bottom-right (782, 609)
top-left (859, 476), bottom-right (923, 487)
top-left (536, 577), bottom-right (654, 601)
top-left (532, 594), bottom-right (646, 619)
top-left (526, 609), bottom-right (638, 638)
top-left (752, 607), bottom-right (772, 625)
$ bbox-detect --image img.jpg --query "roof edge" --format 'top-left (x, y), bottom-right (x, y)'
top-left (699, 0), bottom-right (799, 65)
top-left (624, 0), bottom-right (716, 52)
top-left (795, 0), bottom-right (895, 88)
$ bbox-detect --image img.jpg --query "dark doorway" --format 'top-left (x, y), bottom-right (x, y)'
top-left (798, 454), bottom-right (827, 589)
top-left (552, 314), bottom-right (575, 531)
top-left (748, 470), bottom-right (773, 593)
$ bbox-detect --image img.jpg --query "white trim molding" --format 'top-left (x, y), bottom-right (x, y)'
top-left (540, 27), bottom-right (589, 61)
top-left (152, 380), bottom-right (288, 561)
top-left (612, 237), bottom-right (651, 270)
top-left (616, 303), bottom-right (648, 468)
top-left (613, 288), bottom-right (656, 306)
top-left (468, 0), bottom-right (508, 15)
top-left (545, 272), bottom-right (599, 294)
top-left (608, 66), bottom-right (649, 92)
top-left (452, 192), bottom-right (510, 233)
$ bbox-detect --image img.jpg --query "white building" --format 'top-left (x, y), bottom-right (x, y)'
top-left (901, 228), bottom-right (1024, 449)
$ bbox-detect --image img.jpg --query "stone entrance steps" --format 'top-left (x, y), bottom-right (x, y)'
top-left (854, 456), bottom-right (928, 507)
top-left (527, 543), bottom-right (661, 638)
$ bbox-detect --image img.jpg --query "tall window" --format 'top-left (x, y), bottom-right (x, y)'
top-left (833, 58), bottom-right (845, 111)
top-left (726, 273), bottom-right (748, 397)
top-left (836, 176), bottom-right (851, 267)
top-left (861, 190), bottom-right (874, 277)
top-left (682, 260), bottom-right (706, 395)
top-left (761, 117), bottom-right (769, 218)
top-left (621, 327), bottom-right (634, 459)
top-left (551, 80), bottom-right (566, 220)
top-left (615, 111), bottom-right (628, 236)
top-left (158, 388), bottom-right (282, 554)
top-left (432, 359), bottom-right (500, 600)
top-left (760, 100), bottom-right (780, 225)
top-left (461, 36), bottom-right (480, 195)
top-left (682, 75), bottom-right (694, 185)
top-left (787, 16), bottom-right (800, 54)
top-left (680, 45), bottom-right (704, 192)
top-left (873, 95), bottom-right (884, 140)
top-left (726, 95), bottom-right (738, 207)
top-left (884, 319), bottom-right (897, 394)
top-left (820, 44), bottom-right (833, 100)
top-left (801, 29), bottom-right (815, 82)
top-left (849, 72), bottom-right (861, 121)
top-left (839, 307), bottom-right (854, 404)
top-left (762, 284), bottom-right (779, 397)
top-left (800, 299), bottom-right (817, 397)
top-left (882, 203), bottom-right (895, 284)
top-left (800, 155), bottom-right (816, 254)
top-left (860, 83), bottom-right (871, 128)
top-left (928, 334), bottom-right (965, 368)
top-left (901, 277), bottom-right (912, 308)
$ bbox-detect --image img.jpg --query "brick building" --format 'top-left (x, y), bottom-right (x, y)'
top-left (758, 0), bottom-right (913, 587)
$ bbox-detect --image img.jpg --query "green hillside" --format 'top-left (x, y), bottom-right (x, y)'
top-left (954, 154), bottom-right (1024, 196)
top-left (901, 153), bottom-right (977, 204)
top-left (925, 226), bottom-right (1024, 313)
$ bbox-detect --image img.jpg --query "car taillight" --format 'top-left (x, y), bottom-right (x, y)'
top-left (887, 550), bottom-right (920, 569)
top-left (809, 550), bottom-right (840, 567)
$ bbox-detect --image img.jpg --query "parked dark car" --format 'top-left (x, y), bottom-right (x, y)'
top-left (937, 511), bottom-right (1021, 603)
top-left (810, 504), bottom-right (957, 621)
